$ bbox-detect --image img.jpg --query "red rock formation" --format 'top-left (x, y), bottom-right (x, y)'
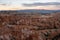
top-left (0, 11), bottom-right (60, 40)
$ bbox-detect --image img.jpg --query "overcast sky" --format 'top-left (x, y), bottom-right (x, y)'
top-left (0, 0), bottom-right (60, 10)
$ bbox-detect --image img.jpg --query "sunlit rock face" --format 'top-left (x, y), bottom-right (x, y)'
top-left (0, 11), bottom-right (60, 40)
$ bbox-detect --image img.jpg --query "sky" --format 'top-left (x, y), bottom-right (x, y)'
top-left (0, 0), bottom-right (60, 10)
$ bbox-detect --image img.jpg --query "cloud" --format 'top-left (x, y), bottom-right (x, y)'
top-left (0, 3), bottom-right (7, 6)
top-left (23, 2), bottom-right (60, 7)
top-left (0, 5), bottom-right (60, 10)
top-left (0, 3), bottom-right (11, 6)
top-left (0, 2), bottom-right (60, 10)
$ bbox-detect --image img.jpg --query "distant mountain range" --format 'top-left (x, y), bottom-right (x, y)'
top-left (17, 9), bottom-right (60, 13)
top-left (0, 9), bottom-right (60, 13)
